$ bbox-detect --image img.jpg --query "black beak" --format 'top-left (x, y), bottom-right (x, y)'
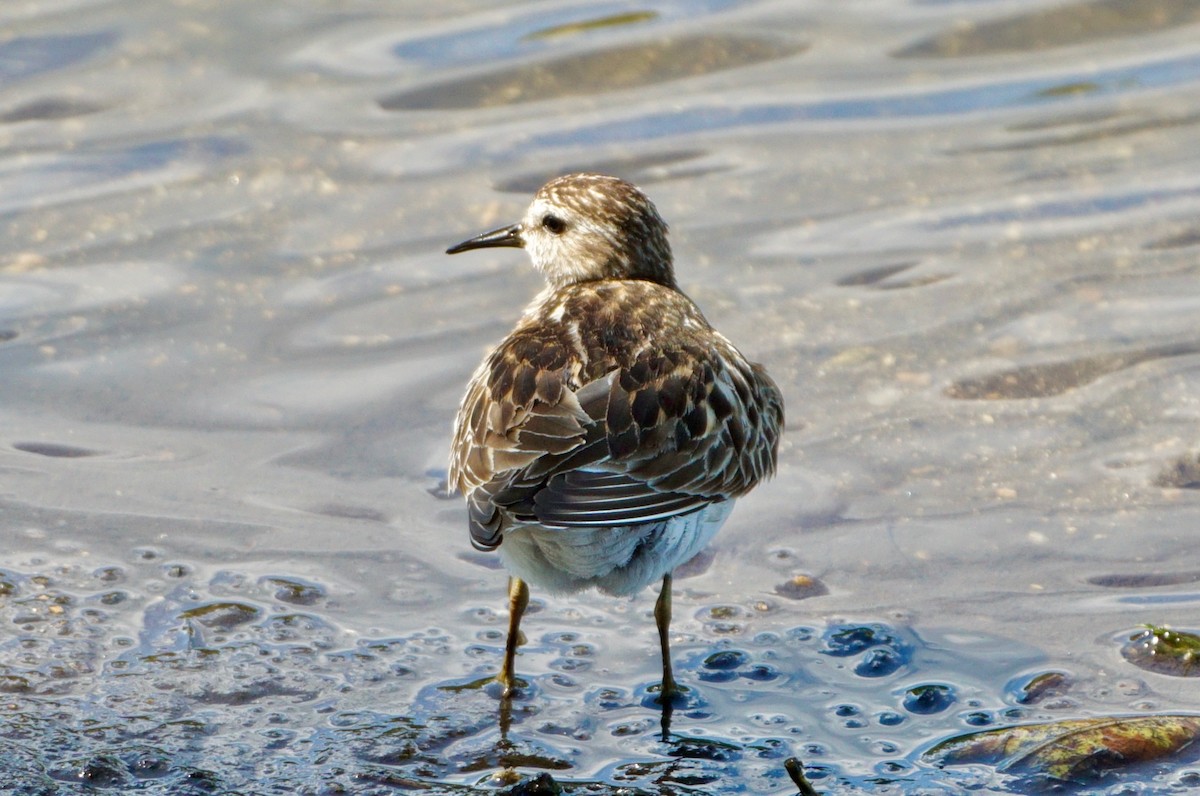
top-left (445, 223), bottom-right (523, 255)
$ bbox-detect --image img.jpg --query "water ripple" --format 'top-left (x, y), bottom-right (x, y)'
top-left (524, 50), bottom-right (1200, 149)
top-left (0, 32), bottom-right (116, 82)
top-left (897, 0), bottom-right (1200, 58)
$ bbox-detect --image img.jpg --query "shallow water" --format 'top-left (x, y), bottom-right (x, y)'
top-left (2, 0), bottom-right (1200, 793)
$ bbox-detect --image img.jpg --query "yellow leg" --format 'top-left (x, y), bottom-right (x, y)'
top-left (655, 573), bottom-right (678, 702)
top-left (499, 576), bottom-right (529, 698)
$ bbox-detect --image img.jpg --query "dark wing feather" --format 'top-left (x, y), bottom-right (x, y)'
top-left (532, 470), bottom-right (710, 527)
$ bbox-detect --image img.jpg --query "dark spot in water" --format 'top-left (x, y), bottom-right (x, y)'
top-left (179, 601), bottom-right (261, 629)
top-left (261, 613), bottom-right (336, 644)
top-left (501, 772), bottom-right (563, 795)
top-left (856, 647), bottom-right (905, 678)
top-left (821, 623), bottom-right (903, 657)
top-left (775, 573), bottom-right (828, 600)
top-left (958, 110), bottom-right (1200, 154)
top-left (178, 768), bottom-right (221, 790)
top-left (261, 575), bottom-right (326, 606)
top-left (164, 563), bottom-right (192, 578)
top-left (0, 329), bottom-right (16, 342)
top-left (874, 272), bottom-right (953, 290)
top-left (703, 650), bottom-right (748, 670)
top-left (946, 357), bottom-right (1115, 399)
top-left (311, 503), bottom-right (389, 522)
top-left (70, 754), bottom-right (128, 787)
top-left (1089, 571), bottom-right (1200, 588)
top-left (0, 674), bottom-right (31, 693)
top-left (13, 441), bottom-right (102, 458)
top-left (93, 566), bottom-right (125, 583)
top-left (699, 602), bottom-right (750, 635)
top-left (742, 663), bottom-right (777, 682)
top-left (964, 711), bottom-right (994, 726)
top-left (0, 97), bottom-right (106, 123)
top-left (837, 262), bottom-right (919, 287)
top-left (200, 679), bottom-right (318, 706)
top-left (669, 736), bottom-right (741, 763)
top-left (588, 686), bottom-right (630, 712)
top-left (381, 35), bottom-right (807, 110)
top-left (903, 683), bottom-right (956, 714)
top-left (1155, 452), bottom-right (1200, 489)
top-left (835, 703), bottom-right (867, 728)
top-left (786, 626), bottom-right (816, 642)
top-left (1146, 227), bottom-right (1200, 250)
top-left (945, 343), bottom-right (1200, 400)
top-left (698, 650), bottom-right (747, 682)
top-left (705, 605), bottom-right (743, 621)
top-left (125, 752), bottom-right (169, 778)
top-left (1009, 670), bottom-right (1071, 704)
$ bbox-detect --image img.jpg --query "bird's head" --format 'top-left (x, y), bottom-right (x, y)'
top-left (446, 173), bottom-right (676, 289)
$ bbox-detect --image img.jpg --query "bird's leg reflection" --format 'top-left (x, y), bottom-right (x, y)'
top-left (497, 689), bottom-right (514, 742)
top-left (655, 572), bottom-right (679, 739)
top-left (499, 576), bottom-right (529, 698)
top-left (493, 697), bottom-right (523, 787)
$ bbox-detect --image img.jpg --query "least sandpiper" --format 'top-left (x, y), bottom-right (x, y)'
top-left (446, 173), bottom-right (783, 704)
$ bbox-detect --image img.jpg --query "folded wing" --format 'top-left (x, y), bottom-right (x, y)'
top-left (450, 338), bottom-right (783, 550)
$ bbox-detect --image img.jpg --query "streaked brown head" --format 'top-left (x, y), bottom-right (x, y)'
top-left (447, 173), bottom-right (676, 289)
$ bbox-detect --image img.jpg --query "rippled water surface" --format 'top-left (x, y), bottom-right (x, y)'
top-left (3, 1), bottom-right (1200, 793)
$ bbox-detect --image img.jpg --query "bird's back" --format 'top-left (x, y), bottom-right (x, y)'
top-left (450, 278), bottom-right (783, 554)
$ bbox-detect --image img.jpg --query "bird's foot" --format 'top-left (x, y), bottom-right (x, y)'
top-left (495, 668), bottom-right (528, 700)
top-left (653, 677), bottom-right (687, 706)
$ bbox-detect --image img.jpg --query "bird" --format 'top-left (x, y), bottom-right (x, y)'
top-left (445, 173), bottom-right (783, 706)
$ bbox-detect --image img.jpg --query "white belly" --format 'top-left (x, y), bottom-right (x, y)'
top-left (497, 501), bottom-right (734, 597)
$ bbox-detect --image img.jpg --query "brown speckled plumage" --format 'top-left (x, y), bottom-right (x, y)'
top-left (451, 279), bottom-right (782, 550)
top-left (445, 173), bottom-right (783, 704)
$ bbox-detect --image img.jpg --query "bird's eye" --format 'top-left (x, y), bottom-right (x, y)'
top-left (542, 214), bottom-right (566, 234)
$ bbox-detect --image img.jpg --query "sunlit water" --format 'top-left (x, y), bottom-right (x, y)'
top-left (2, 1), bottom-right (1199, 793)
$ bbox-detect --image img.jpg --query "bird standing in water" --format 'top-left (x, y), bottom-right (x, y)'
top-left (446, 173), bottom-right (783, 707)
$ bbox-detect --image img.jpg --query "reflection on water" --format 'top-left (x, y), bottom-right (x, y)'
top-left (945, 342), bottom-right (1200, 400)
top-left (896, 0), bottom-right (1200, 57)
top-left (2, 0), bottom-right (1200, 792)
top-left (381, 35), bottom-right (808, 109)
